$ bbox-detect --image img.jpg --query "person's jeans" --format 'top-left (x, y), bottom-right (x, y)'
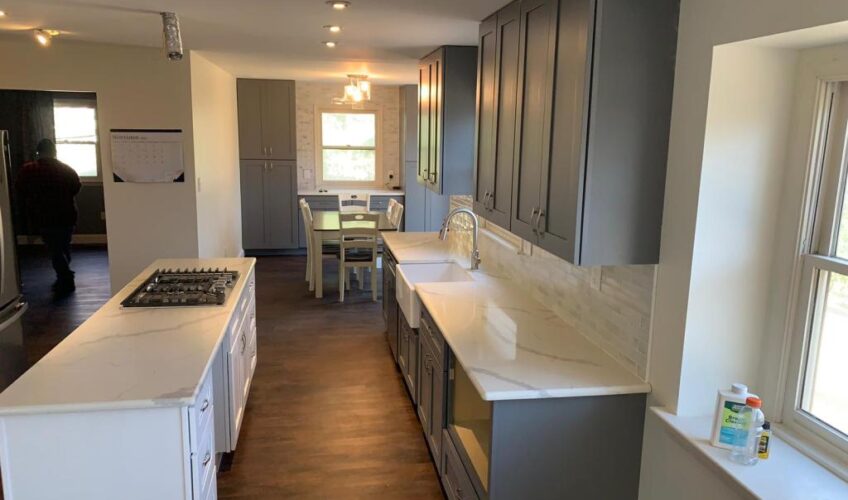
top-left (40, 226), bottom-right (74, 283)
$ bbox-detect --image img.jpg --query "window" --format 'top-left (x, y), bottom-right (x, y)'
top-left (316, 109), bottom-right (380, 185)
top-left (53, 99), bottom-right (99, 178)
top-left (785, 81), bottom-right (848, 457)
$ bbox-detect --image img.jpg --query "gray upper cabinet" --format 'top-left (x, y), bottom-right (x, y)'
top-left (473, 2), bottom-right (520, 230)
top-left (417, 47), bottom-right (477, 196)
top-left (511, 0), bottom-right (559, 243)
top-left (237, 79), bottom-right (296, 160)
top-left (477, 0), bottom-right (678, 266)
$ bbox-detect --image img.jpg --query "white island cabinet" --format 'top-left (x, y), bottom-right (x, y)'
top-left (0, 258), bottom-right (257, 500)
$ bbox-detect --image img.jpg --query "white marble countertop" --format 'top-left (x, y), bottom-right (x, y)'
top-left (0, 258), bottom-right (256, 416)
top-left (416, 271), bottom-right (651, 401)
top-left (381, 231), bottom-right (458, 264)
top-left (298, 188), bottom-right (404, 196)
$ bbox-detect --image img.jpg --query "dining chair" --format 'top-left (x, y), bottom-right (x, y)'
top-left (387, 199), bottom-right (404, 230)
top-left (338, 193), bottom-right (369, 212)
top-left (300, 199), bottom-right (338, 292)
top-left (337, 213), bottom-right (380, 302)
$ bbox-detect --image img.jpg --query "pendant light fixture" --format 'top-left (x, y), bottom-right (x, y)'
top-left (161, 12), bottom-right (183, 61)
top-left (333, 74), bottom-right (371, 106)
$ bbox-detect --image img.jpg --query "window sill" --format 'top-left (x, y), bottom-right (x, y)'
top-left (651, 407), bottom-right (848, 500)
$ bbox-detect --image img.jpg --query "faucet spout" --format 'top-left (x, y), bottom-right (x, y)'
top-left (439, 207), bottom-right (481, 270)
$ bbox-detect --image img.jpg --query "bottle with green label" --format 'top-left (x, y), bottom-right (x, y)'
top-left (711, 383), bottom-right (755, 450)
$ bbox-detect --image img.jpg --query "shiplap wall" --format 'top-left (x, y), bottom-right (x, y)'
top-left (447, 196), bottom-right (656, 379)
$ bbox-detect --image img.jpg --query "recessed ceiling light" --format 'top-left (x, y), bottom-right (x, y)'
top-left (34, 29), bottom-right (58, 47)
top-left (327, 1), bottom-right (350, 10)
top-left (0, 10), bottom-right (6, 17)
top-left (323, 41), bottom-right (337, 48)
top-left (324, 25), bottom-right (341, 33)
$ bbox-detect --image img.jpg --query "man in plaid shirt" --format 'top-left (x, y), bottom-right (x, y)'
top-left (16, 139), bottom-right (82, 294)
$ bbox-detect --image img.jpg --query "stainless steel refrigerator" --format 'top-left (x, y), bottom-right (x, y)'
top-left (0, 130), bottom-right (28, 391)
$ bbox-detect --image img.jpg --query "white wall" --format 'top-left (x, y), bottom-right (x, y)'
top-left (189, 52), bottom-right (243, 259)
top-left (676, 45), bottom-right (798, 416)
top-left (643, 1), bottom-right (848, 497)
top-left (0, 35), bottom-right (199, 291)
top-left (649, 0), bottom-right (848, 417)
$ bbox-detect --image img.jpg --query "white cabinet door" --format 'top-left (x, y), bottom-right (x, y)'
top-left (228, 331), bottom-right (245, 449)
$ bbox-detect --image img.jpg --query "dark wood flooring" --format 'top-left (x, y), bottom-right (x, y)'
top-left (216, 255), bottom-right (443, 499)
top-left (5, 249), bottom-right (442, 499)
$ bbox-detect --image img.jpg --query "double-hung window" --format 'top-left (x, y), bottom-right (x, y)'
top-left (316, 109), bottom-right (380, 186)
top-left (53, 98), bottom-right (99, 179)
top-left (785, 81), bottom-right (848, 459)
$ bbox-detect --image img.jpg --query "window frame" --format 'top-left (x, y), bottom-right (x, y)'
top-left (782, 80), bottom-right (848, 464)
top-left (52, 96), bottom-right (101, 181)
top-left (314, 106), bottom-right (382, 188)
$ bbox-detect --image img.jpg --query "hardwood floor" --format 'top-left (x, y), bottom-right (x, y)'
top-left (217, 255), bottom-right (443, 499)
top-left (4, 248), bottom-right (442, 499)
top-left (18, 245), bottom-right (112, 365)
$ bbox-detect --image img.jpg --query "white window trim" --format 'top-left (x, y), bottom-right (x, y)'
top-left (53, 97), bottom-right (101, 182)
top-left (778, 79), bottom-right (848, 477)
top-left (314, 105), bottom-right (383, 189)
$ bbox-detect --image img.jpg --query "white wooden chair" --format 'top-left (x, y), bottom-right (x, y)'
top-left (337, 213), bottom-right (380, 302)
top-left (338, 193), bottom-right (369, 212)
top-left (387, 199), bottom-right (404, 230)
top-left (300, 199), bottom-right (338, 292)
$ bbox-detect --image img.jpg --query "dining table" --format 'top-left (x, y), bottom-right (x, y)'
top-left (311, 210), bottom-right (397, 298)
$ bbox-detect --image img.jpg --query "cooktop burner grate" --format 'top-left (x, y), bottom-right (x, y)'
top-left (120, 268), bottom-right (240, 308)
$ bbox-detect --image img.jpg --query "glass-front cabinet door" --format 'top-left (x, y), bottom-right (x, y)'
top-left (447, 354), bottom-right (493, 493)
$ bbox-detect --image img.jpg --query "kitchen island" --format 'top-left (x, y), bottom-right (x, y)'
top-left (0, 257), bottom-right (257, 500)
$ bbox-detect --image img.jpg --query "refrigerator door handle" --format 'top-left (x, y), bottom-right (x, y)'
top-left (0, 301), bottom-right (26, 333)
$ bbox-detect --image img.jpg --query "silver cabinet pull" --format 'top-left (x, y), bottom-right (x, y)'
top-left (269, 146), bottom-right (273, 156)
top-left (202, 453), bottom-right (211, 466)
top-left (536, 209), bottom-right (545, 232)
top-left (200, 399), bottom-right (210, 412)
top-left (240, 333), bottom-right (246, 354)
top-left (530, 207), bottom-right (539, 231)
top-left (487, 192), bottom-right (494, 210)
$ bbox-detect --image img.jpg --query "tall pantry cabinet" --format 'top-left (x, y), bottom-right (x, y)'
top-left (237, 79), bottom-right (299, 251)
top-left (473, 0), bottom-right (679, 266)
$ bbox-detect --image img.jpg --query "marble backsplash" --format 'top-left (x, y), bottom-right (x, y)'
top-left (445, 196), bottom-right (655, 380)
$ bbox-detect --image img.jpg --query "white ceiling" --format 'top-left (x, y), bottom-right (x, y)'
top-left (0, 0), bottom-right (509, 84)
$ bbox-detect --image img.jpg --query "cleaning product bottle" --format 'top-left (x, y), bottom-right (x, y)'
top-left (730, 396), bottom-right (765, 465)
top-left (711, 383), bottom-right (754, 449)
top-left (758, 421), bottom-right (771, 460)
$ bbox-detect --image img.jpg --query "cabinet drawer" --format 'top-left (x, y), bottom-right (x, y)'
top-left (300, 195), bottom-right (339, 210)
top-left (369, 195), bottom-right (404, 211)
top-left (419, 309), bottom-right (445, 369)
top-left (192, 373), bottom-right (215, 443)
top-left (196, 429), bottom-right (216, 500)
top-left (441, 429), bottom-right (479, 500)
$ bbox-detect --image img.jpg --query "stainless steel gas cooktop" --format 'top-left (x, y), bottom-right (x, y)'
top-left (120, 268), bottom-right (240, 308)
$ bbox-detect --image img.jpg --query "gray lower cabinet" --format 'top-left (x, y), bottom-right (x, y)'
top-left (418, 309), bottom-right (447, 470)
top-left (475, 0), bottom-right (678, 266)
top-left (240, 160), bottom-right (298, 250)
top-left (408, 302), bottom-right (647, 499)
top-left (382, 248), bottom-right (399, 363)
top-left (398, 311), bottom-right (419, 405)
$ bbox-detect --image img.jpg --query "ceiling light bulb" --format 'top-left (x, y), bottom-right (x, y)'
top-left (34, 29), bottom-right (52, 47)
top-left (0, 10), bottom-right (6, 17)
top-left (324, 25), bottom-right (341, 33)
top-left (323, 41), bottom-right (337, 48)
top-left (327, 1), bottom-right (351, 10)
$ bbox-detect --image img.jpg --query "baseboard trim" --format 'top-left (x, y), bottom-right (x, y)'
top-left (17, 234), bottom-right (108, 245)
